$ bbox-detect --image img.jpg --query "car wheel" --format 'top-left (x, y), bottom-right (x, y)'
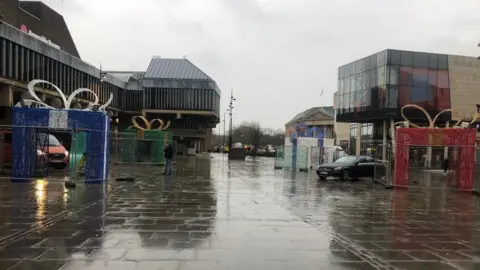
top-left (340, 170), bottom-right (350, 181)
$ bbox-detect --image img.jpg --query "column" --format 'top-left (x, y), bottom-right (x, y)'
top-left (390, 119), bottom-right (396, 156)
top-left (382, 120), bottom-right (387, 161)
top-left (205, 128), bottom-right (212, 151)
top-left (355, 123), bottom-right (361, 156)
top-left (0, 84), bottom-right (12, 125)
top-left (0, 84), bottom-right (12, 106)
top-left (444, 121), bottom-right (449, 158)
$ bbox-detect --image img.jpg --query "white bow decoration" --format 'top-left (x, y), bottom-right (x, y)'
top-left (19, 79), bottom-right (113, 111)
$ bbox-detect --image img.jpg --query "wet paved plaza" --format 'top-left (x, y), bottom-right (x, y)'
top-left (0, 155), bottom-right (480, 269)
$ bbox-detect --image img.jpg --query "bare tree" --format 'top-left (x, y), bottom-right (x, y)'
top-left (248, 121), bottom-right (262, 156)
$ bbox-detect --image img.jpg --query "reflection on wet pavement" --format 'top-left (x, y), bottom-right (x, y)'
top-left (0, 154), bottom-right (479, 269)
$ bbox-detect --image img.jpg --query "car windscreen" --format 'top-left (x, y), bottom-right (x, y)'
top-left (334, 156), bottom-right (357, 164)
top-left (37, 133), bottom-right (62, 146)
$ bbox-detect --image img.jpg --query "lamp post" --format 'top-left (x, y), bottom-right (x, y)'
top-left (228, 90), bottom-right (236, 149)
top-left (222, 112), bottom-right (226, 149)
top-left (313, 89), bottom-right (324, 137)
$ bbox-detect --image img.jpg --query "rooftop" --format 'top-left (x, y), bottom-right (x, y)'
top-left (144, 58), bottom-right (213, 80)
top-left (285, 106), bottom-right (334, 126)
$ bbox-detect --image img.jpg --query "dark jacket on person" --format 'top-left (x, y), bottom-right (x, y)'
top-left (164, 145), bottom-right (173, 159)
top-left (442, 158), bottom-right (449, 170)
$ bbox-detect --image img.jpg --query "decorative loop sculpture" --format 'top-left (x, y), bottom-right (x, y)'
top-left (21, 79), bottom-right (113, 111)
top-left (400, 104), bottom-right (479, 128)
top-left (390, 104), bottom-right (480, 159)
top-left (129, 116), bottom-right (171, 131)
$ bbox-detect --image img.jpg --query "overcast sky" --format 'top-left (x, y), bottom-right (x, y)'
top-left (41, 0), bottom-right (479, 129)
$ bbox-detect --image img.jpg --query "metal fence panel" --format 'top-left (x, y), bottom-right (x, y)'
top-left (274, 146), bottom-right (308, 171)
top-left (380, 143), bottom-right (478, 191)
top-left (0, 125), bottom-right (177, 183)
top-left (373, 144), bottom-right (393, 188)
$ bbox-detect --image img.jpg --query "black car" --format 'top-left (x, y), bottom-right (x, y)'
top-left (316, 155), bottom-right (385, 181)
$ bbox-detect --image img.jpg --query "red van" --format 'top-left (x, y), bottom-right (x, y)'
top-left (1, 131), bottom-right (70, 169)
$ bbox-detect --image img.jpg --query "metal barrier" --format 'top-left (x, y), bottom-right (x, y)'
top-left (0, 126), bottom-right (174, 184)
top-left (273, 146), bottom-right (309, 171)
top-left (274, 146), bottom-right (284, 169)
top-left (316, 146), bottom-right (345, 166)
top-left (378, 143), bottom-right (478, 191)
top-left (0, 125), bottom-right (80, 182)
top-left (108, 132), bottom-right (175, 180)
top-left (373, 144), bottom-right (394, 188)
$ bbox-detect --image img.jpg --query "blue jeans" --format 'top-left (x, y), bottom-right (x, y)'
top-left (164, 159), bottom-right (172, 174)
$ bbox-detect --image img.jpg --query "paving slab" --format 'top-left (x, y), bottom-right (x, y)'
top-left (0, 155), bottom-right (478, 269)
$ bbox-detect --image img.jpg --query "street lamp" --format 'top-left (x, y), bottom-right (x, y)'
top-left (228, 90), bottom-right (236, 149)
top-left (313, 89), bottom-right (324, 137)
top-left (222, 112), bottom-right (226, 148)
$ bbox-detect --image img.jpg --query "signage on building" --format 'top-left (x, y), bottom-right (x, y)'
top-left (19, 24), bottom-right (61, 50)
top-left (28, 30), bottom-right (61, 49)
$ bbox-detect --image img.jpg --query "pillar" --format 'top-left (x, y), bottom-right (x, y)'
top-left (390, 119), bottom-right (395, 156)
top-left (355, 123), bottom-right (361, 156)
top-left (205, 128), bottom-right (213, 151)
top-left (0, 84), bottom-right (12, 125)
top-left (0, 84), bottom-right (12, 106)
top-left (382, 120), bottom-right (387, 161)
top-left (444, 121), bottom-right (449, 158)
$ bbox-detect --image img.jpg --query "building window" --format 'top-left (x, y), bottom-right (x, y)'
top-left (377, 50), bottom-right (387, 67)
top-left (400, 51), bottom-right (413, 66)
top-left (354, 59), bottom-right (363, 74)
top-left (411, 86), bottom-right (429, 107)
top-left (437, 70), bottom-right (449, 88)
top-left (412, 68), bottom-right (428, 87)
top-left (399, 86), bottom-right (410, 107)
top-left (399, 66), bottom-right (413, 86)
top-left (388, 66), bottom-right (399, 85)
top-left (355, 74), bottom-right (362, 91)
top-left (428, 54), bottom-right (438, 69)
top-left (377, 66), bottom-right (386, 86)
top-left (436, 88), bottom-right (450, 110)
top-left (388, 85), bottom-right (398, 108)
top-left (338, 79), bottom-right (344, 94)
top-left (389, 50), bottom-right (401, 65)
top-left (413, 52), bottom-right (429, 68)
top-left (369, 54), bottom-right (377, 70)
top-left (428, 69), bottom-right (438, 87)
top-left (438, 55), bottom-right (448, 69)
top-left (343, 94), bottom-right (349, 114)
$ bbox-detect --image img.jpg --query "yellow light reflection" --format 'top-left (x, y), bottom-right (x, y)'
top-left (63, 187), bottom-right (69, 205)
top-left (35, 179), bottom-right (47, 224)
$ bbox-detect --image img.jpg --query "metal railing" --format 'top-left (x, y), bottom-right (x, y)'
top-left (0, 125), bottom-right (174, 183)
top-left (373, 143), bottom-right (480, 191)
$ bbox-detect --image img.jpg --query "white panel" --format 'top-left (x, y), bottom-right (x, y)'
top-left (48, 110), bottom-right (68, 129)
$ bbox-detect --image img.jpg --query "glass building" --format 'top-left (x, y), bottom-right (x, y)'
top-left (337, 49), bottom-right (450, 123)
top-left (336, 49), bottom-right (480, 157)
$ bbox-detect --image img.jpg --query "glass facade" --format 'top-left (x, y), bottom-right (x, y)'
top-left (349, 123), bottom-right (357, 155)
top-left (337, 49), bottom-right (451, 122)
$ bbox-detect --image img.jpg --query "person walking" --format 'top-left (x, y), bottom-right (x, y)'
top-left (442, 157), bottom-right (449, 175)
top-left (163, 142), bottom-right (173, 176)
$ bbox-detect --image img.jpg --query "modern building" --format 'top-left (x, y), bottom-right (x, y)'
top-left (0, 1), bottom-right (220, 152)
top-left (285, 106), bottom-right (350, 147)
top-left (336, 49), bottom-right (480, 157)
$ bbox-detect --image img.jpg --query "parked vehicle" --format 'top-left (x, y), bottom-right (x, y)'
top-left (1, 131), bottom-right (69, 169)
top-left (316, 155), bottom-right (385, 181)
